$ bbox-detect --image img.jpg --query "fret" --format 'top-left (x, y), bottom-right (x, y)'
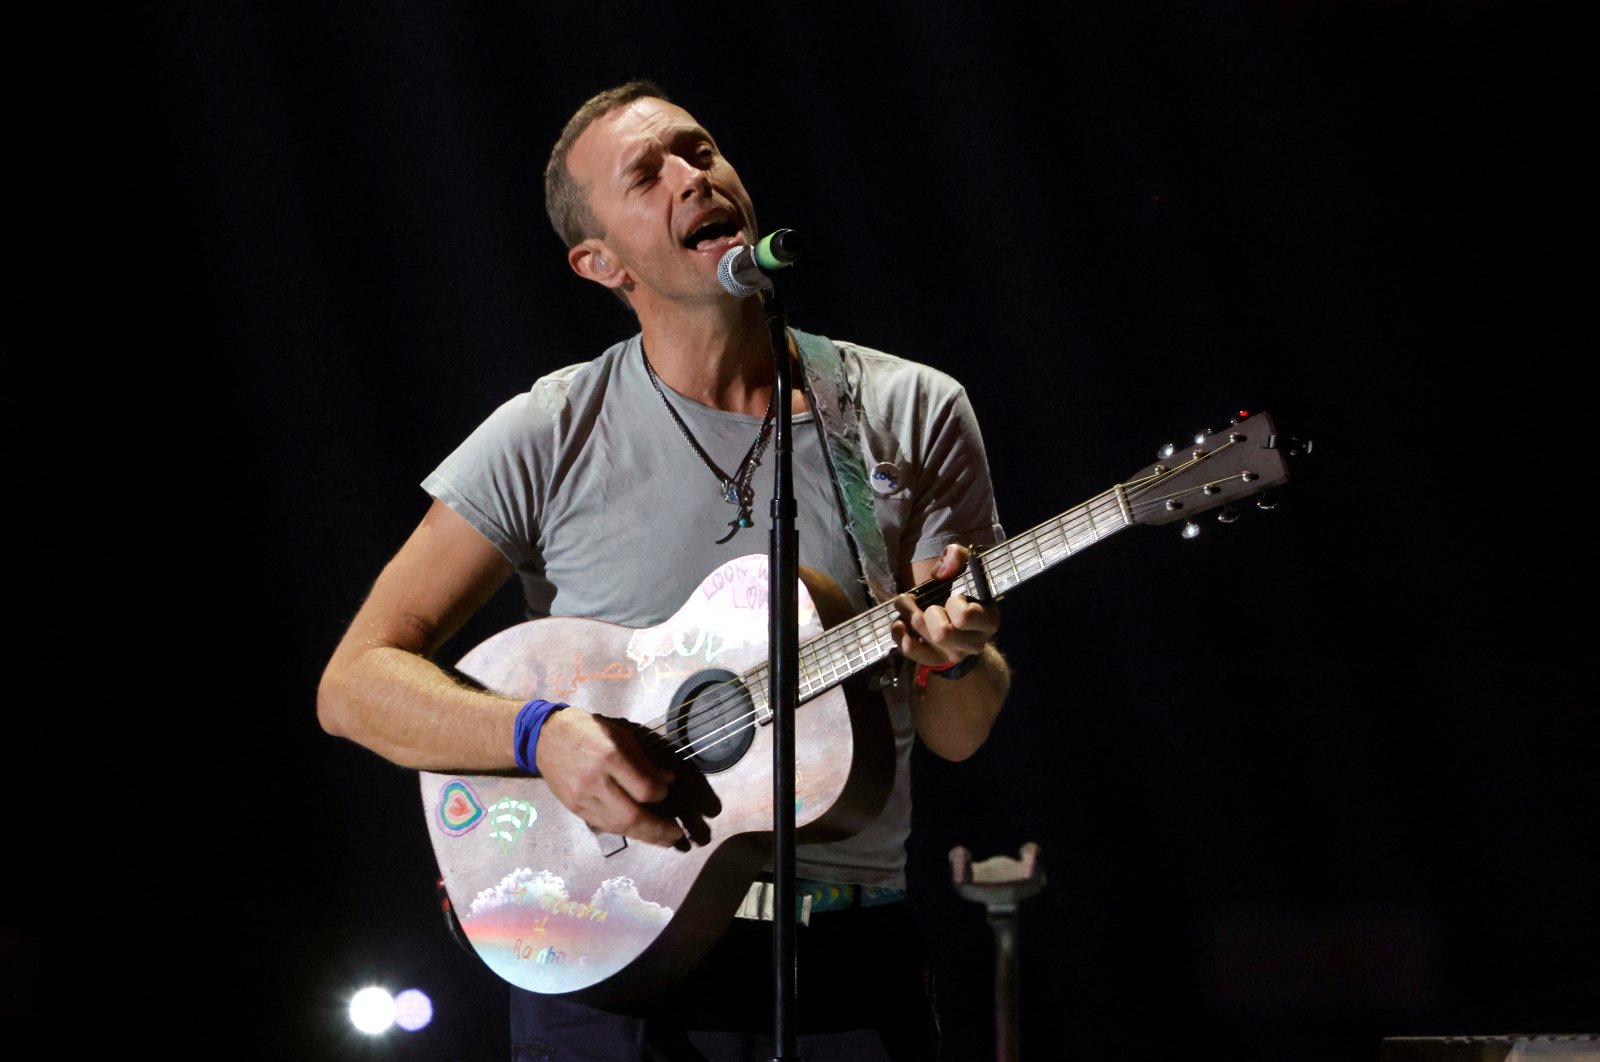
top-left (1067, 519), bottom-right (1098, 554)
top-left (751, 681), bottom-right (772, 725)
top-left (1029, 533), bottom-right (1048, 575)
top-left (1046, 514), bottom-right (1077, 562)
top-left (1061, 517), bottom-right (1083, 554)
top-left (988, 547), bottom-right (1015, 596)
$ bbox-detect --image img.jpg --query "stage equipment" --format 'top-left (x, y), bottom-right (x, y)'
top-left (952, 843), bottom-right (1046, 1062)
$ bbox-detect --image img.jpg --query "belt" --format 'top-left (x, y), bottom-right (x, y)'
top-left (733, 878), bottom-right (907, 926)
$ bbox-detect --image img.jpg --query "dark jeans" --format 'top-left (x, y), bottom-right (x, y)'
top-left (509, 901), bottom-right (939, 1061)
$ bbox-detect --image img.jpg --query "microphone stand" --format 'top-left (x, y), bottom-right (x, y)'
top-left (760, 277), bottom-right (799, 1062)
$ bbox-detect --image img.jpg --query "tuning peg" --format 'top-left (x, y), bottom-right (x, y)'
top-left (1181, 519), bottom-right (1202, 539)
top-left (1256, 491), bottom-right (1278, 511)
top-left (1217, 503), bottom-right (1239, 524)
top-left (1157, 442), bottom-right (1176, 459)
top-left (1193, 428), bottom-right (1213, 444)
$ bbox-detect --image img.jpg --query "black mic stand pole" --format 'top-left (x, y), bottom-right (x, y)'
top-left (760, 276), bottom-right (799, 1062)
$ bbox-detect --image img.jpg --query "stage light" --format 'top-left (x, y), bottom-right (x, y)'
top-left (394, 988), bottom-right (434, 1032)
top-left (348, 986), bottom-right (396, 1035)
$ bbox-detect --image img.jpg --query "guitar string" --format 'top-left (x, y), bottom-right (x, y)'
top-left (628, 447), bottom-right (1241, 761)
top-left (637, 525), bottom-right (1097, 762)
top-left (658, 529), bottom-right (1103, 761)
top-left (653, 482), bottom-right (1154, 761)
top-left (601, 444), bottom-right (1239, 762)
top-left (638, 465), bottom-right (1202, 762)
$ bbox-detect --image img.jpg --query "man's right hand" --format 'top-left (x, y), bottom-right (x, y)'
top-left (534, 707), bottom-right (686, 847)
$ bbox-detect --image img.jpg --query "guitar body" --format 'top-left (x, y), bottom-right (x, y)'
top-left (420, 556), bottom-right (892, 1005)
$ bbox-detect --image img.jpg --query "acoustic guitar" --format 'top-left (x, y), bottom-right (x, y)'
top-left (421, 412), bottom-right (1295, 1004)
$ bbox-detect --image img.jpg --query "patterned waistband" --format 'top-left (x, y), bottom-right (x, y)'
top-left (734, 878), bottom-right (907, 925)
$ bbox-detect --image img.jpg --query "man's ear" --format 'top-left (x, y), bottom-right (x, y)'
top-left (569, 241), bottom-right (626, 289)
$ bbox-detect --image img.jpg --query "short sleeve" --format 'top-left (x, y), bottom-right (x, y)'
top-left (421, 391), bottom-right (550, 572)
top-left (418, 357), bottom-right (617, 625)
top-left (900, 384), bottom-right (1005, 564)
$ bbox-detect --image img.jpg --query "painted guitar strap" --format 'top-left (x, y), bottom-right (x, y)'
top-left (791, 329), bottom-right (896, 608)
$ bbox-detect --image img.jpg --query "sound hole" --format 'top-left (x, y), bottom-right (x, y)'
top-left (669, 668), bottom-right (755, 774)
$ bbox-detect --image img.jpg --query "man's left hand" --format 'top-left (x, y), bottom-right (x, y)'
top-left (890, 544), bottom-right (1000, 667)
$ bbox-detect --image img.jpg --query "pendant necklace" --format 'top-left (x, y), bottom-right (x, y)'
top-left (642, 345), bottom-right (776, 544)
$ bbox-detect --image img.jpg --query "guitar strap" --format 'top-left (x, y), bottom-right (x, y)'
top-left (791, 329), bottom-right (896, 607)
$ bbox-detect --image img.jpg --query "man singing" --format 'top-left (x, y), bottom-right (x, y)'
top-left (319, 81), bottom-right (1009, 1059)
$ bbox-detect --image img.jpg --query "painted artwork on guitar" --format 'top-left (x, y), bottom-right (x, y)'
top-left (421, 412), bottom-right (1296, 1005)
top-left (420, 555), bottom-right (885, 1003)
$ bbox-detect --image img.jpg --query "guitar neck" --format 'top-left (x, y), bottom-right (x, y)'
top-left (949, 483), bottom-right (1134, 601)
top-left (743, 485), bottom-right (1132, 720)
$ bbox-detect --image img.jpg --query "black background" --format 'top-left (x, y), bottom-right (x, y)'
top-left (11, 2), bottom-right (1593, 1058)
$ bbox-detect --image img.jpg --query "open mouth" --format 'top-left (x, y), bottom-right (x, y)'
top-left (683, 217), bottom-right (742, 251)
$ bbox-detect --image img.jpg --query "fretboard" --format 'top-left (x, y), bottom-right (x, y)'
top-left (742, 484), bottom-right (1132, 721)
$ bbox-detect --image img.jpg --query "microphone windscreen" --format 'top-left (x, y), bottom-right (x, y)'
top-left (717, 245), bottom-right (770, 298)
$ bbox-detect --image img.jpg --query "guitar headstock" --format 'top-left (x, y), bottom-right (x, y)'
top-left (1121, 411), bottom-right (1298, 530)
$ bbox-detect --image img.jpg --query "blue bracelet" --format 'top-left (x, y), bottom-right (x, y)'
top-left (512, 698), bottom-right (569, 775)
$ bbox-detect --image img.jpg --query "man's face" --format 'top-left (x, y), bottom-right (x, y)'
top-left (565, 97), bottom-right (758, 306)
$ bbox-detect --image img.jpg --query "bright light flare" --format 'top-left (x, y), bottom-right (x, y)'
top-left (394, 988), bottom-right (434, 1032)
top-left (348, 986), bottom-right (396, 1034)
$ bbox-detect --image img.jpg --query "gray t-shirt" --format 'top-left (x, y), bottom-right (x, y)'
top-left (424, 333), bottom-right (1003, 887)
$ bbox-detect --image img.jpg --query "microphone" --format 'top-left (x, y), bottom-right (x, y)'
top-left (717, 229), bottom-right (803, 298)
